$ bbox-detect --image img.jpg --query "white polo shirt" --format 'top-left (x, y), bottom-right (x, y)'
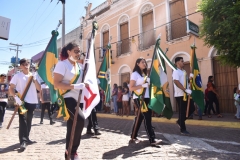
top-left (54, 59), bottom-right (83, 101)
top-left (172, 68), bottom-right (188, 97)
top-left (130, 71), bottom-right (149, 99)
top-left (10, 72), bottom-right (38, 104)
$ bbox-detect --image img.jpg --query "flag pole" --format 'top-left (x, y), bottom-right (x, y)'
top-left (66, 21), bottom-right (98, 160)
top-left (186, 38), bottom-right (195, 118)
top-left (37, 21), bottom-right (62, 67)
top-left (130, 38), bottom-right (159, 143)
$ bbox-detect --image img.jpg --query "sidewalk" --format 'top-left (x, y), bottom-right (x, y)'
top-left (98, 111), bottom-right (240, 129)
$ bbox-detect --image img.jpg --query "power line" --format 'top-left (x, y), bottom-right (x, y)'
top-left (12, 1), bottom-right (45, 42)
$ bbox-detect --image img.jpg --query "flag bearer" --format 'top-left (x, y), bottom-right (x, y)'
top-left (54, 42), bottom-right (88, 160)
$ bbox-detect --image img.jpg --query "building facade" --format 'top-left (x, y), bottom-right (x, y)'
top-left (77, 0), bottom-right (240, 113)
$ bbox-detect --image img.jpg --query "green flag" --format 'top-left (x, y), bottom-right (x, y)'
top-left (98, 47), bottom-right (111, 105)
top-left (158, 47), bottom-right (173, 119)
top-left (38, 30), bottom-right (58, 103)
top-left (149, 39), bottom-right (165, 114)
top-left (190, 44), bottom-right (205, 112)
top-left (149, 39), bottom-right (175, 119)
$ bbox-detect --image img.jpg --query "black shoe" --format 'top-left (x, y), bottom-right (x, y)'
top-left (50, 121), bottom-right (55, 125)
top-left (86, 130), bottom-right (94, 135)
top-left (95, 130), bottom-right (101, 135)
top-left (181, 130), bottom-right (190, 136)
top-left (20, 142), bottom-right (26, 151)
top-left (40, 121), bottom-right (43, 124)
top-left (27, 139), bottom-right (37, 144)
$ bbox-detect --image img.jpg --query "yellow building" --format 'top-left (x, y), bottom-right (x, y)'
top-left (78, 0), bottom-right (239, 113)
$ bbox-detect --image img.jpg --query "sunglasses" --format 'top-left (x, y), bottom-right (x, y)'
top-left (21, 62), bottom-right (30, 66)
top-left (74, 50), bottom-right (80, 54)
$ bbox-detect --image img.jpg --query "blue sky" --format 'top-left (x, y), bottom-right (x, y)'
top-left (0, 0), bottom-right (105, 74)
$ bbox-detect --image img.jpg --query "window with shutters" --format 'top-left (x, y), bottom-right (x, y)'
top-left (103, 30), bottom-right (109, 49)
top-left (139, 11), bottom-right (155, 51)
top-left (117, 22), bottom-right (130, 56)
top-left (99, 30), bottom-right (109, 61)
top-left (166, 0), bottom-right (187, 41)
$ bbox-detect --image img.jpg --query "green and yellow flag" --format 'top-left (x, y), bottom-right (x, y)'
top-left (38, 30), bottom-right (58, 103)
top-left (149, 39), bottom-right (175, 119)
top-left (98, 44), bottom-right (111, 105)
top-left (149, 39), bottom-right (164, 115)
top-left (190, 44), bottom-right (204, 112)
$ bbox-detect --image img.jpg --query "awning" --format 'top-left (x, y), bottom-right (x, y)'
top-left (31, 51), bottom-right (44, 63)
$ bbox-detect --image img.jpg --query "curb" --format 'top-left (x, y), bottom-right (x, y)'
top-left (97, 113), bottom-right (240, 129)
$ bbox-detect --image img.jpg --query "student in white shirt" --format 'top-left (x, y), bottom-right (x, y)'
top-left (54, 42), bottom-right (87, 160)
top-left (9, 58), bottom-right (41, 151)
top-left (172, 57), bottom-right (192, 135)
top-left (129, 57), bottom-right (161, 146)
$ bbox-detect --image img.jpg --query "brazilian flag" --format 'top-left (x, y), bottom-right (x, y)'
top-left (190, 44), bottom-right (204, 112)
top-left (38, 30), bottom-right (58, 103)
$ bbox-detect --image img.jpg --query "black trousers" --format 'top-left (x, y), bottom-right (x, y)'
top-left (18, 102), bottom-right (35, 144)
top-left (0, 102), bottom-right (7, 123)
top-left (87, 108), bottom-right (99, 131)
top-left (208, 92), bottom-right (220, 114)
top-left (40, 102), bottom-right (52, 121)
top-left (131, 98), bottom-right (155, 143)
top-left (64, 98), bottom-right (85, 156)
top-left (175, 97), bottom-right (194, 132)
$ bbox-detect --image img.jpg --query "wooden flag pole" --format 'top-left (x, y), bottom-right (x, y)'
top-left (186, 38), bottom-right (195, 118)
top-left (66, 21), bottom-right (98, 160)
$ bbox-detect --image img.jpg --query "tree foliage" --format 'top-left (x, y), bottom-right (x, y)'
top-left (198, 0), bottom-right (240, 67)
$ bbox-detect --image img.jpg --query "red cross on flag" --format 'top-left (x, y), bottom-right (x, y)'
top-left (81, 35), bottom-right (100, 119)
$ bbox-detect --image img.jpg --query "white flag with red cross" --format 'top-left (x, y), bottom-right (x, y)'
top-left (81, 35), bottom-right (100, 119)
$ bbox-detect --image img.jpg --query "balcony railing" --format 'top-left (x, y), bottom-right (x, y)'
top-left (116, 38), bottom-right (131, 57)
top-left (138, 29), bottom-right (155, 51)
top-left (166, 18), bottom-right (187, 41)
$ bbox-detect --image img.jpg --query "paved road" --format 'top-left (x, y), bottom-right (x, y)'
top-left (0, 109), bottom-right (240, 160)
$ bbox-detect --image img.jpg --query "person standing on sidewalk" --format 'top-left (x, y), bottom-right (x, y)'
top-left (54, 42), bottom-right (87, 160)
top-left (111, 84), bottom-right (118, 115)
top-left (0, 74), bottom-right (8, 128)
top-left (172, 57), bottom-right (192, 135)
top-left (129, 57), bottom-right (161, 146)
top-left (122, 82), bottom-right (130, 116)
top-left (207, 76), bottom-right (222, 118)
top-left (233, 87), bottom-right (240, 119)
top-left (35, 73), bottom-right (55, 125)
top-left (9, 58), bottom-right (41, 151)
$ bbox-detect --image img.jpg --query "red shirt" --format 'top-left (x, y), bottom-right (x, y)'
top-left (117, 91), bottom-right (122, 102)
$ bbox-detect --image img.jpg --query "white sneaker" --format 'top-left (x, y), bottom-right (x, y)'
top-left (151, 139), bottom-right (162, 146)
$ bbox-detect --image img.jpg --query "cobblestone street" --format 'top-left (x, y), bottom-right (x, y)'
top-left (0, 109), bottom-right (240, 160)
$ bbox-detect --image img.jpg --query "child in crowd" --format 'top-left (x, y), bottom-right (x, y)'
top-left (233, 87), bottom-right (240, 119)
top-left (117, 86), bottom-right (123, 116)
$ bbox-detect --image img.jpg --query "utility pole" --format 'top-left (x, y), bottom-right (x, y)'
top-left (59, 0), bottom-right (65, 48)
top-left (9, 43), bottom-right (22, 73)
